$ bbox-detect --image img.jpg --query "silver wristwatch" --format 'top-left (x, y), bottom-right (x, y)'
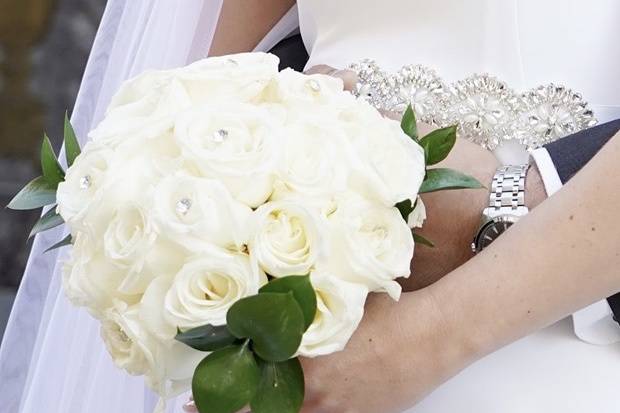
top-left (471, 164), bottom-right (530, 253)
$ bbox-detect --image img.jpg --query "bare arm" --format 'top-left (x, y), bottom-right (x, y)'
top-left (431, 131), bottom-right (620, 355)
top-left (209, 0), bottom-right (296, 56)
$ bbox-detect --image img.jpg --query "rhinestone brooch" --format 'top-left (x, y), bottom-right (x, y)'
top-left (350, 59), bottom-right (597, 149)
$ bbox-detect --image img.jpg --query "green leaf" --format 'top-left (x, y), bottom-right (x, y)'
top-left (192, 342), bottom-right (260, 413)
top-left (250, 358), bottom-right (305, 413)
top-left (413, 233), bottom-right (435, 248)
top-left (64, 112), bottom-right (81, 167)
top-left (44, 234), bottom-right (72, 253)
top-left (227, 292), bottom-right (305, 362)
top-left (400, 105), bottom-right (418, 141)
top-left (175, 324), bottom-right (237, 352)
top-left (41, 134), bottom-right (65, 186)
top-left (29, 206), bottom-right (64, 238)
top-left (419, 125), bottom-right (457, 165)
top-left (259, 275), bottom-right (317, 330)
top-left (7, 176), bottom-right (57, 210)
top-left (395, 199), bottom-right (414, 222)
top-left (419, 168), bottom-right (485, 194)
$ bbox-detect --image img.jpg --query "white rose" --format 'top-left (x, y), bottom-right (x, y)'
top-left (91, 73), bottom-right (191, 141)
top-left (62, 233), bottom-right (139, 315)
top-left (165, 252), bottom-right (265, 328)
top-left (152, 174), bottom-right (252, 250)
top-left (100, 300), bottom-right (158, 377)
top-left (101, 300), bottom-right (204, 393)
top-left (325, 193), bottom-right (414, 300)
top-left (174, 104), bottom-right (283, 207)
top-left (298, 271), bottom-right (368, 357)
top-left (56, 141), bottom-right (113, 227)
top-left (407, 196), bottom-right (427, 229)
top-left (140, 249), bottom-right (266, 339)
top-left (103, 204), bottom-right (157, 271)
top-left (99, 203), bottom-right (192, 296)
top-left (91, 114), bottom-right (177, 153)
top-left (344, 108), bottom-right (426, 206)
top-left (267, 69), bottom-right (347, 107)
top-left (271, 118), bottom-right (351, 199)
top-left (180, 52), bottom-right (279, 104)
top-left (249, 201), bottom-right (325, 278)
top-left (89, 152), bottom-right (178, 220)
top-left (91, 53), bottom-right (279, 141)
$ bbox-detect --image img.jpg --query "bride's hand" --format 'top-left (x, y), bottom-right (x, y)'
top-left (301, 290), bottom-right (469, 413)
top-left (183, 289), bottom-right (473, 413)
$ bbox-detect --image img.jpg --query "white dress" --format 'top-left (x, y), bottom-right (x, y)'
top-left (298, 0), bottom-right (620, 412)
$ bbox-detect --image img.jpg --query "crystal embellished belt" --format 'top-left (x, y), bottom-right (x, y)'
top-left (349, 59), bottom-right (597, 150)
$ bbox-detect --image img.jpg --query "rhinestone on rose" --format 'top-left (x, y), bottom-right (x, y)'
top-left (212, 129), bottom-right (228, 143)
top-left (79, 175), bottom-right (91, 190)
top-left (175, 198), bottom-right (192, 216)
top-left (306, 79), bottom-right (321, 92)
top-left (118, 328), bottom-right (130, 343)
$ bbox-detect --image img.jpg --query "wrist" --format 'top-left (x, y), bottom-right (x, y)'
top-left (422, 277), bottom-right (492, 370)
top-left (525, 163), bottom-right (547, 209)
top-left (400, 288), bottom-right (480, 382)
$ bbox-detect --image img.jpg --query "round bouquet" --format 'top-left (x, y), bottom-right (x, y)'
top-left (9, 53), bottom-right (481, 413)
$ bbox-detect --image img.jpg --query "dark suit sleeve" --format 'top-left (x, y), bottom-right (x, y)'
top-left (543, 119), bottom-right (620, 325)
top-left (544, 119), bottom-right (620, 184)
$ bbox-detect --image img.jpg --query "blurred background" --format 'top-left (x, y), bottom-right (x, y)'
top-left (0, 0), bottom-right (106, 340)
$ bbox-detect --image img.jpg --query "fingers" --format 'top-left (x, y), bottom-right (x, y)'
top-left (182, 398), bottom-right (197, 413)
top-left (304, 64), bottom-right (338, 76)
top-left (378, 109), bottom-right (402, 121)
top-left (304, 64), bottom-right (358, 92)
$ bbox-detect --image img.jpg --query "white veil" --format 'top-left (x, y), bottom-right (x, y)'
top-left (0, 1), bottom-right (299, 412)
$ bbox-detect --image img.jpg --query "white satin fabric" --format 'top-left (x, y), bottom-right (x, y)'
top-left (298, 0), bottom-right (620, 412)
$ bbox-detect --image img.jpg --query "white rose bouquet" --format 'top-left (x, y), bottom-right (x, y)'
top-left (8, 53), bottom-right (482, 413)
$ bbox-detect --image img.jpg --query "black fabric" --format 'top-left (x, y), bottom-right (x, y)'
top-left (268, 34), bottom-right (309, 72)
top-left (544, 119), bottom-right (620, 326)
top-left (545, 119), bottom-right (620, 184)
top-left (609, 294), bottom-right (620, 324)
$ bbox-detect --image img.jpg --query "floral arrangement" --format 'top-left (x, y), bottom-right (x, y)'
top-left (8, 53), bottom-right (481, 413)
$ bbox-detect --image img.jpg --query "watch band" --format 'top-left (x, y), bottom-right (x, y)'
top-left (488, 164), bottom-right (530, 217)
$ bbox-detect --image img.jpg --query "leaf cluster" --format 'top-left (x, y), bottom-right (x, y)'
top-left (176, 275), bottom-right (317, 413)
top-left (7, 114), bottom-right (79, 251)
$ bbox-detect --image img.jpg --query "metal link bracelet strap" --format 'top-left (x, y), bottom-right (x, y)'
top-left (489, 164), bottom-right (529, 216)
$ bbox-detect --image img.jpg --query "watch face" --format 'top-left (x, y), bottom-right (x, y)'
top-left (476, 218), bottom-right (515, 251)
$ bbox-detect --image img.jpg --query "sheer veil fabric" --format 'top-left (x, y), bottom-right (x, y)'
top-left (0, 2), bottom-right (297, 412)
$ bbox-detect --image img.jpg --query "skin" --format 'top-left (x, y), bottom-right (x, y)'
top-left (208, 0), bottom-right (296, 56)
top-left (187, 7), bottom-right (620, 412)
